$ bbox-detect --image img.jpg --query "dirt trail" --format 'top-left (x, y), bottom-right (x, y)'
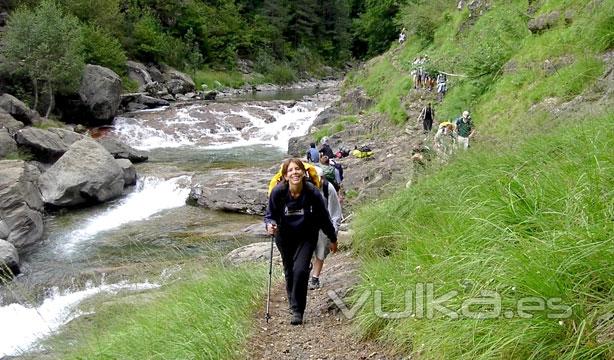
top-left (247, 250), bottom-right (394, 360)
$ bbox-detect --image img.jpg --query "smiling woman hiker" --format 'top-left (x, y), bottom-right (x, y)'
top-left (265, 158), bottom-right (338, 325)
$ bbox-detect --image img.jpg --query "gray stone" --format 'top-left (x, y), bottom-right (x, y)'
top-left (225, 241), bottom-right (281, 266)
top-left (116, 158), bottom-right (137, 186)
top-left (161, 65), bottom-right (195, 95)
top-left (188, 170), bottom-right (269, 215)
top-left (38, 139), bottom-right (125, 207)
top-left (79, 64), bottom-right (122, 122)
top-left (339, 87), bottom-right (373, 112)
top-left (0, 94), bottom-right (40, 125)
top-left (0, 108), bottom-right (24, 134)
top-left (0, 128), bottom-right (17, 158)
top-left (95, 137), bottom-right (148, 163)
top-left (126, 61), bottom-right (153, 91)
top-left (0, 239), bottom-right (19, 277)
top-left (0, 160), bottom-right (44, 249)
top-left (311, 107), bottom-right (340, 127)
top-left (15, 127), bottom-right (84, 162)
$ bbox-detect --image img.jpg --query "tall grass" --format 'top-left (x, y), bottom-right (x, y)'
top-left (52, 264), bottom-right (269, 359)
top-left (350, 116), bottom-right (614, 359)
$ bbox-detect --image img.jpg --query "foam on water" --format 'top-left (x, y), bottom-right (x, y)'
top-left (0, 281), bottom-right (160, 357)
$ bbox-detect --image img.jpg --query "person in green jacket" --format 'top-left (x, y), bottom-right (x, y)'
top-left (454, 110), bottom-right (475, 149)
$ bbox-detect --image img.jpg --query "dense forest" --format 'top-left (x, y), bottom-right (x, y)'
top-left (0, 0), bottom-right (418, 84)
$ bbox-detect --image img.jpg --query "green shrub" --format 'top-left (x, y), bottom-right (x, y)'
top-left (194, 70), bottom-right (245, 90)
top-left (82, 25), bottom-right (127, 75)
top-left (264, 63), bottom-right (297, 84)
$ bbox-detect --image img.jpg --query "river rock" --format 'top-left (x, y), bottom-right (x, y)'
top-left (79, 64), bottom-right (122, 123)
top-left (0, 93), bottom-right (40, 125)
top-left (95, 137), bottom-right (148, 163)
top-left (15, 127), bottom-right (84, 162)
top-left (188, 171), bottom-right (269, 215)
top-left (161, 65), bottom-right (195, 95)
top-left (311, 107), bottom-right (340, 127)
top-left (0, 108), bottom-right (24, 134)
top-left (126, 61), bottom-right (153, 91)
top-left (339, 87), bottom-right (373, 112)
top-left (225, 241), bottom-right (281, 266)
top-left (0, 160), bottom-right (44, 249)
top-left (0, 128), bottom-right (17, 158)
top-left (0, 239), bottom-right (19, 277)
top-left (38, 139), bottom-right (125, 207)
top-left (116, 158), bottom-right (137, 186)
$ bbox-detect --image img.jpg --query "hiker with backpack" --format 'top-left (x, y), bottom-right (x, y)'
top-left (454, 110), bottom-right (475, 150)
top-left (319, 137), bottom-right (335, 159)
top-left (417, 102), bottom-right (435, 133)
top-left (318, 153), bottom-right (342, 191)
top-left (306, 142), bottom-right (319, 163)
top-left (309, 167), bottom-right (342, 290)
top-left (265, 158), bottom-right (337, 325)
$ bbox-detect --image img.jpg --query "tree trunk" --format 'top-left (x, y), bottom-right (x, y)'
top-left (33, 79), bottom-right (39, 111)
top-left (45, 82), bottom-right (54, 118)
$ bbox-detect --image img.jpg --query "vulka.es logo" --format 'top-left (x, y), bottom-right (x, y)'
top-left (327, 283), bottom-right (572, 320)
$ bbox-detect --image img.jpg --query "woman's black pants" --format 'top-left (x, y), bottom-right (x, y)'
top-left (276, 238), bottom-right (316, 315)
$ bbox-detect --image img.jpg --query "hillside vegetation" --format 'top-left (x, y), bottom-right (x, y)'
top-left (348, 0), bottom-right (613, 358)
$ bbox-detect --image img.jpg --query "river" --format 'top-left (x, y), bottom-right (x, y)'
top-left (0, 85), bottom-right (336, 357)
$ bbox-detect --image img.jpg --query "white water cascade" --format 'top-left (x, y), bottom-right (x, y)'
top-left (112, 100), bottom-right (326, 150)
top-left (61, 176), bottom-right (191, 253)
top-left (0, 281), bottom-right (160, 357)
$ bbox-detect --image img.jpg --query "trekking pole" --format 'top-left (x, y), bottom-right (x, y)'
top-left (265, 234), bottom-right (274, 323)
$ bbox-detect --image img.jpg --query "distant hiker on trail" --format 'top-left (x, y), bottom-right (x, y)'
top-left (398, 28), bottom-right (406, 44)
top-left (265, 158), bottom-right (337, 325)
top-left (417, 102), bottom-right (435, 133)
top-left (309, 167), bottom-right (342, 290)
top-left (319, 137), bottom-right (335, 159)
top-left (306, 143), bottom-right (319, 163)
top-left (434, 121), bottom-right (456, 156)
top-left (454, 110), bottom-right (475, 149)
top-left (318, 153), bottom-right (342, 191)
top-left (436, 73), bottom-right (447, 102)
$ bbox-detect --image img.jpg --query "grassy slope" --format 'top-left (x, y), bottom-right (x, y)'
top-left (348, 0), bottom-right (613, 358)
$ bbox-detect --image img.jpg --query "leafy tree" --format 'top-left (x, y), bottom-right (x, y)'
top-left (1, 0), bottom-right (84, 117)
top-left (184, 28), bottom-right (204, 78)
top-left (82, 25), bottom-right (128, 75)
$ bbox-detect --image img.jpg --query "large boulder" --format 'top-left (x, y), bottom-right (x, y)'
top-left (0, 128), bottom-right (17, 158)
top-left (311, 107), bottom-right (340, 127)
top-left (95, 137), bottom-right (148, 163)
top-left (339, 87), bottom-right (373, 113)
top-left (161, 65), bottom-right (195, 95)
top-left (79, 64), bottom-right (122, 123)
top-left (0, 108), bottom-right (24, 134)
top-left (0, 239), bottom-right (20, 277)
top-left (0, 160), bottom-right (44, 249)
top-left (225, 241), bottom-right (281, 266)
top-left (188, 170), bottom-right (269, 215)
top-left (116, 158), bottom-right (137, 186)
top-left (0, 94), bottom-right (40, 125)
top-left (15, 127), bottom-right (84, 162)
top-left (120, 93), bottom-right (170, 110)
top-left (38, 139), bottom-right (125, 207)
top-left (126, 61), bottom-right (153, 91)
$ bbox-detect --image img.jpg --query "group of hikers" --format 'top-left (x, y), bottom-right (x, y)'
top-left (410, 55), bottom-right (448, 102)
top-left (264, 138), bottom-right (344, 325)
top-left (418, 103), bottom-right (475, 153)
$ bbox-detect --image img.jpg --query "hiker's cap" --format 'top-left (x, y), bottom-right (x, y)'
top-left (462, 110), bottom-right (470, 117)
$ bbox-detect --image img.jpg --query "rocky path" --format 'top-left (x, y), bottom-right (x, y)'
top-left (247, 249), bottom-right (394, 360)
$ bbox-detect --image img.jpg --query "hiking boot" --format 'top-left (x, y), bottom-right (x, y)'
top-left (290, 311), bottom-right (303, 325)
top-left (308, 276), bottom-right (320, 290)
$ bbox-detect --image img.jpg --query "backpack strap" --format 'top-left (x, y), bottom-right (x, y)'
top-left (321, 179), bottom-right (329, 200)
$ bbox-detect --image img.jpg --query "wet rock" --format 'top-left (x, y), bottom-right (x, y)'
top-left (126, 60), bottom-right (153, 91)
top-left (116, 158), bottom-right (137, 186)
top-left (38, 139), bottom-right (124, 207)
top-left (161, 65), bottom-right (196, 95)
top-left (0, 239), bottom-right (19, 278)
top-left (202, 90), bottom-right (217, 100)
top-left (0, 160), bottom-right (44, 249)
top-left (95, 137), bottom-right (148, 163)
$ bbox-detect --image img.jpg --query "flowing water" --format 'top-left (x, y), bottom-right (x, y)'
top-left (0, 86), bottom-right (335, 357)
